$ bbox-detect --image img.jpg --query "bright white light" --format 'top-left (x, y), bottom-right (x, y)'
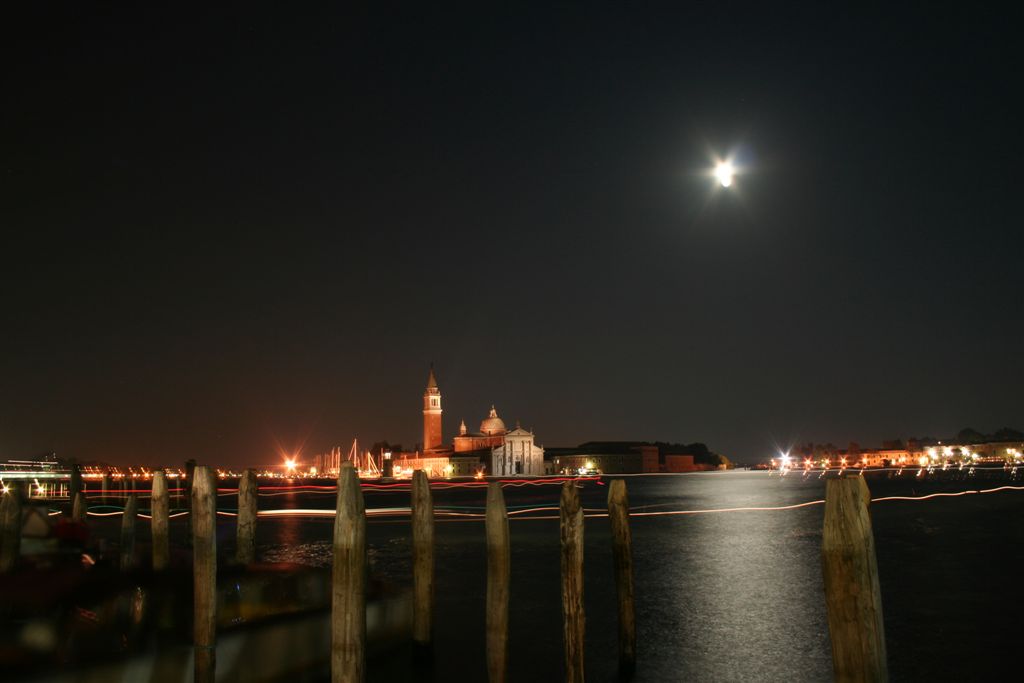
top-left (714, 161), bottom-right (734, 187)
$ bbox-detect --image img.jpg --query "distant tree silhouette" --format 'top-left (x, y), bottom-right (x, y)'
top-left (956, 428), bottom-right (986, 444)
top-left (993, 427), bottom-right (1024, 441)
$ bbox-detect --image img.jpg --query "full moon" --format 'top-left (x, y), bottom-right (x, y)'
top-left (714, 161), bottom-right (734, 187)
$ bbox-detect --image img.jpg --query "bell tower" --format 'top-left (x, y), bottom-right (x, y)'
top-left (422, 364), bottom-right (443, 452)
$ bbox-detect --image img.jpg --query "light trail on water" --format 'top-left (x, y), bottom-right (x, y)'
top-left (74, 480), bottom-right (1024, 521)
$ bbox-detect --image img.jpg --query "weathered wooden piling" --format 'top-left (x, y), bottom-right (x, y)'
top-left (151, 470), bottom-right (170, 570)
top-left (486, 481), bottom-right (510, 683)
top-left (411, 469), bottom-right (435, 653)
top-left (1, 483), bottom-right (23, 572)
top-left (72, 492), bottom-right (87, 524)
top-left (560, 481), bottom-right (585, 683)
top-left (69, 463), bottom-right (83, 503)
top-left (185, 458), bottom-right (197, 542)
top-left (332, 462), bottom-right (366, 683)
top-left (120, 494), bottom-right (138, 571)
top-left (608, 479), bottom-right (636, 677)
top-left (236, 469), bottom-right (258, 565)
top-left (192, 466), bottom-right (218, 683)
top-left (822, 476), bottom-right (888, 683)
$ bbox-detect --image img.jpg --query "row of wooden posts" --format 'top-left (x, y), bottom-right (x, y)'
top-left (0, 465), bottom-right (887, 682)
top-left (322, 463), bottom-right (628, 683)
top-left (314, 470), bottom-right (886, 683)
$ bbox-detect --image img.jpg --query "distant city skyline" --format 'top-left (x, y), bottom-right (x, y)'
top-left (3, 5), bottom-right (1021, 468)
top-left (5, 355), bottom-right (1019, 470)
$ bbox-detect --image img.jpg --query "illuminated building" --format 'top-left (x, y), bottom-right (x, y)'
top-left (549, 444), bottom-right (659, 474)
top-left (489, 422), bottom-right (545, 476)
top-left (395, 366), bottom-right (545, 476)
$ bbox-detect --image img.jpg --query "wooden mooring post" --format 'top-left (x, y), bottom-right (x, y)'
top-left (192, 466), bottom-right (218, 683)
top-left (332, 462), bottom-right (366, 682)
top-left (1, 483), bottom-right (23, 572)
top-left (185, 459), bottom-right (197, 542)
top-left (822, 476), bottom-right (888, 683)
top-left (486, 481), bottom-right (510, 683)
top-left (69, 464), bottom-right (83, 504)
top-left (237, 469), bottom-right (258, 565)
top-left (608, 479), bottom-right (636, 677)
top-left (120, 494), bottom-right (138, 571)
top-left (560, 481), bottom-right (585, 683)
top-left (72, 492), bottom-right (87, 524)
top-left (151, 470), bottom-right (170, 570)
top-left (411, 469), bottom-right (434, 656)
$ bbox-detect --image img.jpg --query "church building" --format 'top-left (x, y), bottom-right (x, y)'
top-left (490, 423), bottom-right (545, 476)
top-left (413, 365), bottom-right (545, 476)
top-left (453, 406), bottom-right (508, 452)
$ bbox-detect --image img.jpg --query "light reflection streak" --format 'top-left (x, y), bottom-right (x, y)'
top-left (872, 485), bottom-right (1024, 502)
top-left (77, 477), bottom-right (598, 500)
top-left (75, 482), bottom-right (1024, 522)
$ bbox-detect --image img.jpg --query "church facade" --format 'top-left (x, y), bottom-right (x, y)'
top-left (411, 365), bottom-right (544, 476)
top-left (490, 424), bottom-right (545, 476)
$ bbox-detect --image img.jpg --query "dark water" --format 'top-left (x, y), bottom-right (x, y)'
top-left (89, 470), bottom-right (1024, 681)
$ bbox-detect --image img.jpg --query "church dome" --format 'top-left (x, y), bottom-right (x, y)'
top-left (479, 406), bottom-right (506, 435)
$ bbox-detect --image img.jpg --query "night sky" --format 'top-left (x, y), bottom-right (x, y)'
top-left (4, 4), bottom-right (1021, 467)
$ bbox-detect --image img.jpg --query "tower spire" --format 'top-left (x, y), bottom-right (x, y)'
top-left (423, 363), bottom-right (443, 452)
